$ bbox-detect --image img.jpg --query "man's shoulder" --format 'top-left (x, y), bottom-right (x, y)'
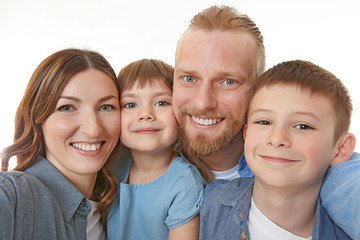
top-left (204, 177), bottom-right (253, 204)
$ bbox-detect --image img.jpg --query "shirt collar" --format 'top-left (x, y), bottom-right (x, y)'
top-left (25, 156), bottom-right (90, 222)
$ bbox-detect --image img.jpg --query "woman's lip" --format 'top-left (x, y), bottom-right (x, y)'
top-left (260, 155), bottom-right (300, 163)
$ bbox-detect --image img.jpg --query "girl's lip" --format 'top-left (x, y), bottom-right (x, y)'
top-left (134, 128), bottom-right (160, 134)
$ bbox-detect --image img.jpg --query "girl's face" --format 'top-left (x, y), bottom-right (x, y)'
top-left (120, 79), bottom-right (178, 155)
top-left (42, 68), bottom-right (120, 183)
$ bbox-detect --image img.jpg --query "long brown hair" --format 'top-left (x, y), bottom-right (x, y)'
top-left (0, 48), bottom-right (119, 228)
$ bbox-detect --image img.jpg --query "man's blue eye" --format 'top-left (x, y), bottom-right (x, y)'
top-left (224, 79), bottom-right (235, 85)
top-left (184, 76), bottom-right (195, 82)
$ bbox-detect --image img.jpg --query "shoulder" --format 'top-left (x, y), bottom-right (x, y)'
top-left (203, 177), bottom-right (253, 206)
top-left (170, 156), bottom-right (206, 185)
top-left (0, 170), bottom-right (42, 188)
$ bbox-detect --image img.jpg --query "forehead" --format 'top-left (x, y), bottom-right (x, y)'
top-left (175, 29), bottom-right (258, 81)
top-left (250, 84), bottom-right (336, 119)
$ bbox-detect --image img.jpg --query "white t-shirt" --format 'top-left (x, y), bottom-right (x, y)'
top-left (211, 164), bottom-right (240, 181)
top-left (87, 200), bottom-right (106, 240)
top-left (248, 197), bottom-right (312, 240)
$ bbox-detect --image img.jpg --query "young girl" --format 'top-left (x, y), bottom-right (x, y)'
top-left (0, 49), bottom-right (121, 239)
top-left (107, 59), bottom-right (206, 240)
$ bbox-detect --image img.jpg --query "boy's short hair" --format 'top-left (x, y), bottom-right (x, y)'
top-left (247, 60), bottom-right (352, 142)
top-left (118, 59), bottom-right (174, 93)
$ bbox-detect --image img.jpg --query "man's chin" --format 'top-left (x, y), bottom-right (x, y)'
top-left (178, 128), bottom-right (234, 157)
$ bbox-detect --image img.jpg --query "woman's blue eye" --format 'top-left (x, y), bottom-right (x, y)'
top-left (124, 103), bottom-right (137, 108)
top-left (58, 105), bottom-right (74, 112)
top-left (100, 105), bottom-right (115, 111)
top-left (155, 101), bottom-right (169, 107)
top-left (184, 76), bottom-right (195, 83)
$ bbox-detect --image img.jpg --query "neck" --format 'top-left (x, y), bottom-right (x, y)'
top-left (69, 173), bottom-right (97, 200)
top-left (204, 132), bottom-right (244, 171)
top-left (252, 178), bottom-right (321, 238)
top-left (129, 146), bottom-right (175, 184)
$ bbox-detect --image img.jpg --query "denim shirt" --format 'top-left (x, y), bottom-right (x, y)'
top-left (200, 177), bottom-right (351, 240)
top-left (0, 156), bottom-right (91, 240)
top-left (238, 152), bottom-right (360, 240)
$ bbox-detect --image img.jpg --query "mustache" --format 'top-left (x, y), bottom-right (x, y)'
top-left (178, 107), bottom-right (232, 119)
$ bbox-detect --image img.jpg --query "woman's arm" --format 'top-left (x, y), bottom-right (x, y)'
top-left (169, 215), bottom-right (199, 240)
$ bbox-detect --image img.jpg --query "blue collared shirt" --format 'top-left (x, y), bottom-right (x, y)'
top-left (200, 177), bottom-right (351, 240)
top-left (0, 156), bottom-right (91, 240)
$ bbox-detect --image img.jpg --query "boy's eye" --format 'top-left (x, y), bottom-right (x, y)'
top-left (184, 76), bottom-right (195, 83)
top-left (155, 101), bottom-right (170, 107)
top-left (255, 120), bottom-right (271, 125)
top-left (58, 105), bottom-right (75, 112)
top-left (295, 124), bottom-right (314, 130)
top-left (100, 105), bottom-right (115, 111)
top-left (124, 103), bottom-right (137, 108)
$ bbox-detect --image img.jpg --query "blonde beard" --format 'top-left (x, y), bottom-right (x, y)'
top-left (177, 108), bottom-right (241, 157)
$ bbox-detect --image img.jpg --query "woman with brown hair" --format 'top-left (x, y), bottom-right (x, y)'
top-left (0, 48), bottom-right (121, 240)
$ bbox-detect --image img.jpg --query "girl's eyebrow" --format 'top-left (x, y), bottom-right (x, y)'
top-left (121, 91), bottom-right (172, 98)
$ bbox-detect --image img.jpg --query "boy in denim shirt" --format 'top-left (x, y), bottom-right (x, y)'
top-left (200, 60), bottom-right (356, 240)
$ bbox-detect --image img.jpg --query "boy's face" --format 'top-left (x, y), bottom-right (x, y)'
top-left (120, 80), bottom-right (178, 155)
top-left (244, 84), bottom-right (339, 190)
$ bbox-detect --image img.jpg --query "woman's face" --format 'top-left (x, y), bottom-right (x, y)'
top-left (41, 68), bottom-right (120, 184)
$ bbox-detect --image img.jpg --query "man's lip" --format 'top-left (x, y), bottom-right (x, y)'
top-left (260, 155), bottom-right (300, 163)
top-left (189, 114), bottom-right (223, 126)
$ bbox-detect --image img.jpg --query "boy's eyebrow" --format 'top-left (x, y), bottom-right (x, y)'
top-left (249, 109), bottom-right (322, 122)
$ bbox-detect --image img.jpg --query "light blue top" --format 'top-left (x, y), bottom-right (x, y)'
top-left (0, 156), bottom-right (90, 240)
top-left (107, 156), bottom-right (206, 240)
top-left (238, 152), bottom-right (360, 240)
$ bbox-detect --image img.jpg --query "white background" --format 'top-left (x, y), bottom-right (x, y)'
top-left (1, 0), bottom-right (359, 169)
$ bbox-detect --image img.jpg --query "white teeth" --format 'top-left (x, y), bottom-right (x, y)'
top-left (72, 143), bottom-right (102, 151)
top-left (192, 116), bottom-right (221, 126)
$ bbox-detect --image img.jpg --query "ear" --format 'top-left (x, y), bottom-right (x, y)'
top-left (330, 133), bottom-right (356, 166)
top-left (243, 124), bottom-right (248, 140)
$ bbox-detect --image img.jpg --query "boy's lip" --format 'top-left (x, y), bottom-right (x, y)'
top-left (260, 155), bottom-right (300, 163)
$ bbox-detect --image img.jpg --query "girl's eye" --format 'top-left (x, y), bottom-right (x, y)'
top-left (58, 105), bottom-right (75, 112)
top-left (124, 103), bottom-right (137, 108)
top-left (155, 101), bottom-right (170, 107)
top-left (100, 105), bottom-right (115, 111)
top-left (255, 120), bottom-right (271, 125)
top-left (184, 76), bottom-right (195, 83)
top-left (295, 124), bottom-right (314, 130)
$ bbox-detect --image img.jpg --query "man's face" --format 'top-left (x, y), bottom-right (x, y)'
top-left (173, 29), bottom-right (258, 157)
